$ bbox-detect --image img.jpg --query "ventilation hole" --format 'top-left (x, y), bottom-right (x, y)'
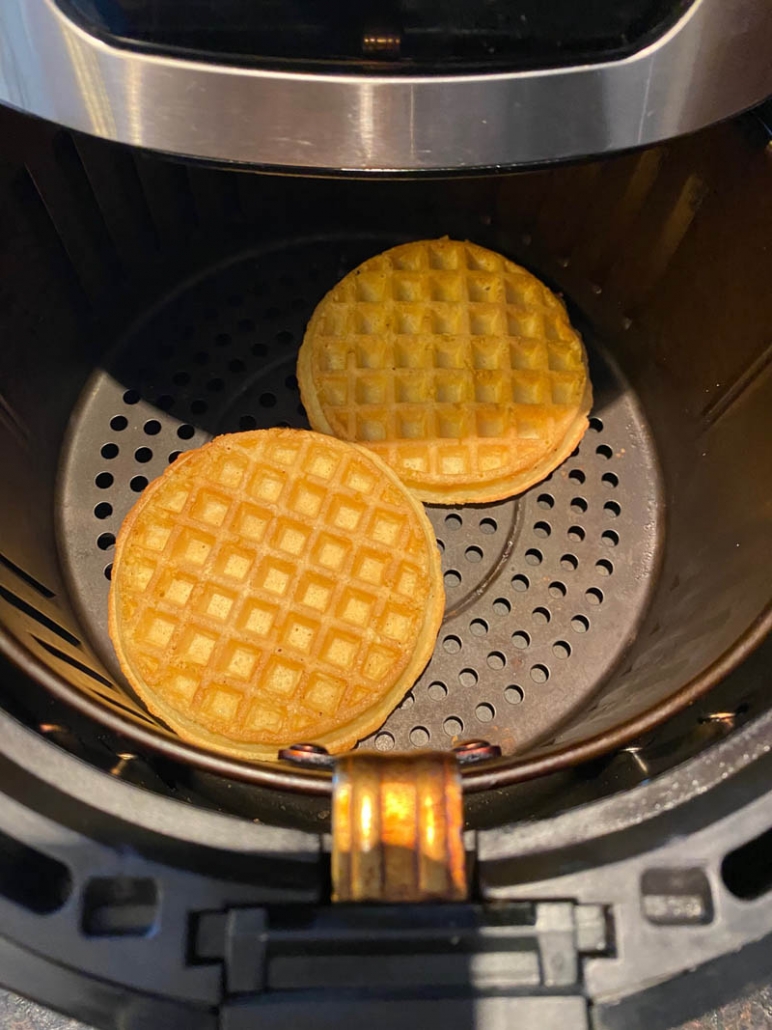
top-left (156, 395), bottom-right (174, 411)
top-left (410, 726), bottom-right (430, 747)
top-left (239, 414), bottom-right (257, 431)
top-left (492, 597), bottom-right (511, 615)
top-left (586, 588), bottom-right (604, 605)
top-left (0, 555), bottom-right (54, 598)
top-left (524, 549), bottom-right (542, 566)
top-left (475, 703), bottom-right (495, 723)
top-left (193, 351), bottom-right (210, 366)
top-left (130, 476), bottom-right (148, 493)
top-left (100, 443), bottom-right (119, 460)
top-left (143, 420), bottom-right (161, 436)
top-left (82, 877), bottom-right (158, 938)
top-left (215, 333), bottom-right (231, 347)
top-left (487, 651), bottom-right (506, 670)
top-left (190, 399), bottom-right (207, 415)
top-left (32, 638), bottom-right (113, 690)
top-left (571, 615), bottom-right (589, 633)
top-left (443, 635), bottom-right (462, 654)
top-left (532, 607), bottom-right (551, 625)
top-left (94, 502), bottom-right (112, 520)
top-left (560, 554), bottom-right (578, 571)
top-left (549, 581), bottom-right (567, 598)
top-left (459, 668), bottom-right (478, 688)
top-left (375, 731), bottom-right (395, 751)
top-left (285, 374), bottom-right (299, 390)
top-left (537, 494), bottom-right (554, 510)
top-left (596, 444), bottom-right (613, 460)
top-left (722, 828), bottom-right (772, 900)
top-left (601, 530), bottom-right (619, 547)
top-left (134, 447), bottom-right (152, 464)
top-left (97, 533), bottom-right (115, 551)
top-left (511, 575), bottom-right (529, 592)
top-left (104, 563), bottom-right (113, 580)
top-left (445, 513), bottom-right (463, 530)
top-left (168, 451), bottom-right (181, 463)
top-left (252, 342), bottom-right (267, 357)
top-left (570, 497), bottom-right (588, 514)
top-left (0, 827), bottom-right (71, 915)
top-left (238, 319), bottom-right (255, 333)
top-left (552, 641), bottom-right (571, 659)
top-left (276, 330), bottom-right (294, 346)
top-left (122, 390), bottom-right (140, 405)
top-left (175, 424), bottom-right (194, 442)
top-left (0, 586), bottom-right (81, 647)
top-left (569, 469), bottom-right (586, 484)
top-left (596, 559), bottom-right (614, 576)
top-left (479, 517), bottom-right (497, 534)
top-left (533, 521), bottom-right (551, 538)
top-left (110, 415), bottom-right (127, 432)
top-left (602, 472), bottom-right (619, 488)
top-left (567, 526), bottom-right (585, 542)
top-left (604, 501), bottom-right (621, 518)
top-left (512, 631), bottom-right (530, 649)
top-left (259, 392), bottom-right (277, 408)
top-left (436, 540), bottom-right (445, 554)
top-left (570, 447), bottom-right (580, 458)
top-left (465, 546), bottom-right (483, 563)
top-left (589, 417), bottom-right (604, 432)
top-left (401, 693), bottom-right (415, 709)
top-left (444, 570), bottom-right (461, 588)
top-left (470, 618), bottom-right (488, 636)
top-left (172, 371), bottom-right (191, 386)
top-left (530, 664), bottom-right (550, 683)
top-left (504, 685), bottom-right (524, 705)
top-left (95, 472), bottom-right (113, 489)
top-left (427, 681), bottom-right (447, 700)
top-left (229, 359), bottom-right (246, 374)
top-left (443, 717), bottom-right (464, 737)
top-left (207, 378), bottom-right (225, 393)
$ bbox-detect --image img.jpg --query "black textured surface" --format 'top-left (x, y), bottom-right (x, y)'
top-left (2, 984), bottom-right (772, 1028)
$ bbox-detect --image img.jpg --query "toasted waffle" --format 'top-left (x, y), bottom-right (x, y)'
top-left (298, 238), bottom-right (592, 503)
top-left (108, 429), bottom-right (444, 761)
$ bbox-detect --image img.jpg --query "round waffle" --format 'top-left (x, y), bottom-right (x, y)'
top-left (298, 238), bottom-right (592, 503)
top-left (108, 429), bottom-right (444, 761)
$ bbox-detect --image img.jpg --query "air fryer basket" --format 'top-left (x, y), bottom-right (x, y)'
top-left (0, 106), bottom-right (770, 828)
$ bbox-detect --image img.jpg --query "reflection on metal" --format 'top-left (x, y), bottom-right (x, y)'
top-left (333, 752), bottom-right (467, 902)
top-left (362, 32), bottom-right (401, 58)
top-left (0, 0), bottom-right (769, 170)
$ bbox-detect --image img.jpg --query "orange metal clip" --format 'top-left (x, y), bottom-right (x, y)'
top-left (332, 751), bottom-right (467, 903)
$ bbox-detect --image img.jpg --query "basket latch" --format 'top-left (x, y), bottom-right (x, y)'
top-left (332, 751), bottom-right (467, 903)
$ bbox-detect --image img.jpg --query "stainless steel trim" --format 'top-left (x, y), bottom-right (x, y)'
top-left (0, 0), bottom-right (770, 172)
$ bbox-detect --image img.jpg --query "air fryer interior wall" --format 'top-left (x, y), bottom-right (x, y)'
top-left (0, 106), bottom-right (770, 831)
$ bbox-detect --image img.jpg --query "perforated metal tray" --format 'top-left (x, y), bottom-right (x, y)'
top-left (58, 237), bottom-right (662, 756)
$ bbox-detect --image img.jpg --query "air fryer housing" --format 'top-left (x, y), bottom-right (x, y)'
top-left (0, 1), bottom-right (771, 1027)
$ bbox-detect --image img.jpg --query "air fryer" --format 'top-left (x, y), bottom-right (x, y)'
top-left (0, 0), bottom-right (772, 1027)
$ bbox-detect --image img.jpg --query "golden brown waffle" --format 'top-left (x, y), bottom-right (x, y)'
top-left (108, 429), bottom-right (444, 761)
top-left (298, 238), bottom-right (592, 503)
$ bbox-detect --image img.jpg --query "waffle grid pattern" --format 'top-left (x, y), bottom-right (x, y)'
top-left (111, 432), bottom-right (440, 750)
top-left (301, 239), bottom-right (589, 492)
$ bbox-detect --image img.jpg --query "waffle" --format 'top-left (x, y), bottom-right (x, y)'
top-left (108, 429), bottom-right (444, 761)
top-left (298, 238), bottom-right (592, 503)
